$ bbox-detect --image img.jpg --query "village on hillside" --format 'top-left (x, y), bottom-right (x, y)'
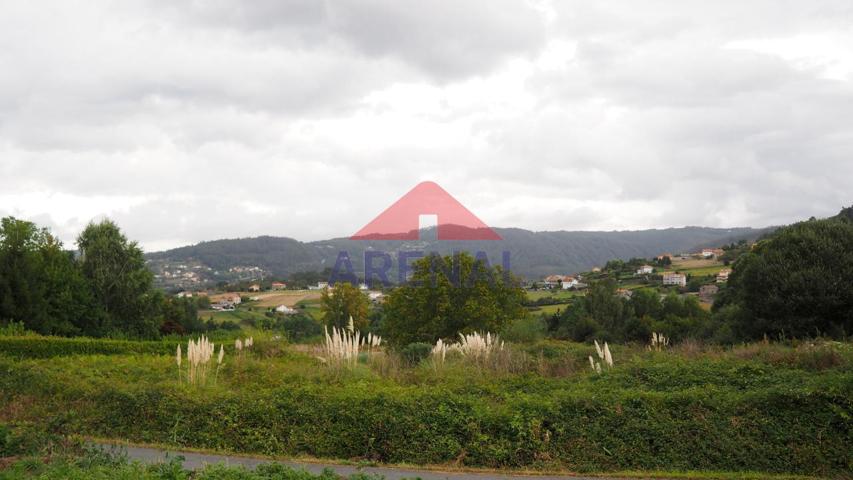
top-left (164, 241), bottom-right (744, 335)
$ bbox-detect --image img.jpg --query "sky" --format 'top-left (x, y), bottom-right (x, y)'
top-left (1, 0), bottom-right (852, 252)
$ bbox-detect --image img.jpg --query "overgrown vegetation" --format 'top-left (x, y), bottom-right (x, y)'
top-left (715, 213), bottom-right (853, 340)
top-left (0, 337), bottom-right (850, 476)
top-left (0, 422), bottom-right (384, 479)
top-left (382, 252), bottom-right (525, 346)
top-left (0, 217), bottom-right (203, 339)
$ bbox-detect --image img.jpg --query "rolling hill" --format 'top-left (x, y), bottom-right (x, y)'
top-left (146, 225), bottom-right (775, 284)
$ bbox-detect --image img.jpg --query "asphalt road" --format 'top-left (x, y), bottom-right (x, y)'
top-left (96, 443), bottom-right (632, 480)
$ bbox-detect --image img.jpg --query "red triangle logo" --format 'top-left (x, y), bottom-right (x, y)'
top-left (351, 181), bottom-right (501, 240)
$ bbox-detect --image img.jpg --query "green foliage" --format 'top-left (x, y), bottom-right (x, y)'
top-left (718, 214), bottom-right (853, 340)
top-left (1, 338), bottom-right (852, 476)
top-left (383, 252), bottom-right (526, 346)
top-left (0, 217), bottom-right (97, 336)
top-left (0, 217), bottom-right (206, 340)
top-left (157, 296), bottom-right (203, 335)
top-left (276, 314), bottom-right (323, 342)
top-left (0, 336), bottom-right (178, 358)
top-left (502, 316), bottom-right (546, 343)
top-left (554, 282), bottom-right (711, 343)
top-left (320, 282), bottom-right (368, 330)
top-left (0, 321), bottom-right (29, 337)
top-left (0, 418), bottom-right (385, 479)
top-left (400, 342), bottom-right (432, 364)
top-left (77, 219), bottom-right (159, 338)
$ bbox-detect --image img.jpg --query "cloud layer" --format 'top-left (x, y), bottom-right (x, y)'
top-left (1, 0), bottom-right (851, 251)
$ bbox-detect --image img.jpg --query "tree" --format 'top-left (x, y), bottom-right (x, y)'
top-left (553, 279), bottom-right (627, 341)
top-left (382, 252), bottom-right (526, 346)
top-left (0, 217), bottom-right (48, 328)
top-left (0, 217), bottom-right (95, 335)
top-left (717, 214), bottom-right (853, 339)
top-left (77, 220), bottom-right (159, 337)
top-left (629, 288), bottom-right (661, 319)
top-left (320, 282), bottom-right (369, 330)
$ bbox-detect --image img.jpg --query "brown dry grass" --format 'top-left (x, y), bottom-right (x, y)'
top-left (671, 257), bottom-right (722, 269)
top-left (253, 291), bottom-right (321, 308)
top-left (209, 290), bottom-right (321, 307)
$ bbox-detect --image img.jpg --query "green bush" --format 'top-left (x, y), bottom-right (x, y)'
top-left (38, 385), bottom-right (848, 475)
top-left (0, 321), bottom-right (29, 337)
top-left (0, 336), bottom-right (178, 358)
top-left (400, 342), bottom-right (432, 364)
top-left (2, 338), bottom-right (852, 476)
top-left (502, 317), bottom-right (546, 343)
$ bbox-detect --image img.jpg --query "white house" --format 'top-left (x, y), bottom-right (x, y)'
top-left (636, 265), bottom-right (654, 275)
top-left (716, 269), bottom-right (731, 283)
top-left (543, 275), bottom-right (578, 289)
top-left (275, 305), bottom-right (297, 314)
top-left (662, 272), bottom-right (687, 287)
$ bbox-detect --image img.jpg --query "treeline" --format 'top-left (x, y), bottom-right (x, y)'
top-left (551, 207), bottom-right (853, 343)
top-left (548, 281), bottom-right (716, 343)
top-left (0, 217), bottom-right (199, 338)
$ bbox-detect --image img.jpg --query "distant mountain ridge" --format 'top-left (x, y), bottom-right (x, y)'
top-left (145, 225), bottom-right (775, 281)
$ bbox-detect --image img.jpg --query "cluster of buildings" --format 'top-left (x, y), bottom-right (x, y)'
top-left (542, 275), bottom-right (580, 289)
top-left (211, 293), bottom-right (242, 311)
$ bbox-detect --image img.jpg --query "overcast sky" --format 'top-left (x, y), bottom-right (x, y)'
top-left (1, 1), bottom-right (852, 251)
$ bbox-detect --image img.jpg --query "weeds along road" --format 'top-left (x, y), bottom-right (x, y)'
top-left (97, 443), bottom-right (632, 480)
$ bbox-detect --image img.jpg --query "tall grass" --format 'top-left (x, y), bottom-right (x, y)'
top-left (179, 336), bottom-right (217, 385)
top-left (649, 332), bottom-right (669, 351)
top-left (589, 339), bottom-right (613, 373)
top-left (320, 326), bottom-right (382, 369)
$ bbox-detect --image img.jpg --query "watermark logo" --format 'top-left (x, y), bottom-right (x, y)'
top-left (331, 181), bottom-right (510, 287)
top-left (351, 181), bottom-right (501, 240)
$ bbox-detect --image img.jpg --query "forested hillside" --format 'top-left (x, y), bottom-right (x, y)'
top-left (147, 225), bottom-right (774, 280)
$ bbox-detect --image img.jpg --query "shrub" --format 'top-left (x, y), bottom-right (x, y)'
top-left (400, 342), bottom-right (432, 365)
top-left (0, 335), bottom-right (177, 358)
top-left (502, 317), bottom-right (546, 343)
top-left (279, 314), bottom-right (322, 342)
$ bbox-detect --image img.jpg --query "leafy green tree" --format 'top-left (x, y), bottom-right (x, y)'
top-left (320, 282), bottom-right (369, 330)
top-left (383, 252), bottom-right (526, 346)
top-left (0, 217), bottom-right (95, 335)
top-left (629, 288), bottom-right (661, 319)
top-left (582, 279), bottom-right (626, 333)
top-left (36, 235), bottom-right (98, 335)
top-left (717, 214), bottom-right (853, 339)
top-left (0, 217), bottom-right (47, 328)
top-left (157, 295), bottom-right (203, 335)
top-left (554, 279), bottom-right (627, 341)
top-left (77, 220), bottom-right (159, 337)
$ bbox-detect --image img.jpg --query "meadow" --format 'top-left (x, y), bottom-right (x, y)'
top-left (1, 333), bottom-right (850, 478)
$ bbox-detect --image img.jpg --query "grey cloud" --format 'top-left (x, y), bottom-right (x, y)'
top-left (143, 0), bottom-right (547, 79)
top-left (1, 0), bottom-right (851, 249)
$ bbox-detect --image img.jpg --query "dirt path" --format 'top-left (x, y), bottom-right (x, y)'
top-left (97, 443), bottom-right (633, 480)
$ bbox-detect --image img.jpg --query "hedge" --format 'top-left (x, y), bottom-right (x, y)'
top-left (0, 336), bottom-right (178, 358)
top-left (11, 382), bottom-right (849, 476)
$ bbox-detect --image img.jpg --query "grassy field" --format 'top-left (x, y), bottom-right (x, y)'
top-left (529, 303), bottom-right (569, 315)
top-left (665, 258), bottom-right (728, 277)
top-left (200, 308), bottom-right (271, 325)
top-left (210, 290), bottom-right (322, 308)
top-left (0, 335), bottom-right (850, 477)
top-left (294, 298), bottom-right (323, 321)
top-left (525, 289), bottom-right (583, 301)
top-left (671, 258), bottom-right (721, 270)
top-left (251, 291), bottom-right (322, 308)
